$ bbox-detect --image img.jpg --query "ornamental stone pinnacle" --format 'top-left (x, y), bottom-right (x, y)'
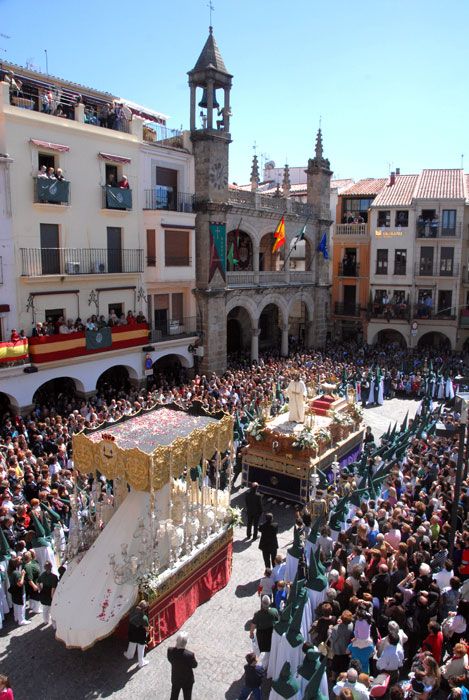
top-left (250, 154), bottom-right (259, 191)
top-left (282, 163), bottom-right (291, 197)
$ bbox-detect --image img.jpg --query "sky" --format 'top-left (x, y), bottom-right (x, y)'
top-left (1, 0), bottom-right (469, 185)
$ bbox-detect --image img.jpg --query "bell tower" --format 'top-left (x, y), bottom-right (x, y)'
top-left (188, 28), bottom-right (233, 373)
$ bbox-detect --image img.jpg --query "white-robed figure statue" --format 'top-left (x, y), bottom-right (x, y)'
top-left (286, 375), bottom-right (307, 423)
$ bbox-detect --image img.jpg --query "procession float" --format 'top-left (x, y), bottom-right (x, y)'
top-left (242, 376), bottom-right (365, 505)
top-left (51, 403), bottom-right (235, 650)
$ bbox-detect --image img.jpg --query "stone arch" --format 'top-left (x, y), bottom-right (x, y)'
top-left (227, 306), bottom-right (253, 355)
top-left (287, 292), bottom-right (314, 319)
top-left (0, 391), bottom-right (19, 418)
top-left (372, 329), bottom-right (407, 348)
top-left (288, 293), bottom-right (313, 348)
top-left (96, 364), bottom-right (139, 394)
top-left (259, 231), bottom-right (285, 270)
top-left (32, 376), bottom-right (85, 407)
top-left (225, 296), bottom-right (258, 324)
top-left (257, 294), bottom-right (289, 326)
top-left (417, 331), bottom-right (452, 351)
top-left (288, 236), bottom-right (313, 271)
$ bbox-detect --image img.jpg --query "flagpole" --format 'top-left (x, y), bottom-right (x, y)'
top-left (282, 216), bottom-right (310, 271)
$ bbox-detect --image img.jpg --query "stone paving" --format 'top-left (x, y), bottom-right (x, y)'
top-left (0, 397), bottom-right (422, 700)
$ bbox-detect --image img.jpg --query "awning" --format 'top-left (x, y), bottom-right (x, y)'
top-left (98, 152), bottom-right (131, 164)
top-left (30, 139), bottom-right (70, 153)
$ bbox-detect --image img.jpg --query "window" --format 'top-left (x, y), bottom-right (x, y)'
top-left (105, 164), bottom-right (118, 187)
top-left (441, 210), bottom-right (456, 236)
top-left (437, 290), bottom-right (453, 317)
top-left (377, 210), bottom-right (390, 227)
top-left (156, 167), bottom-right (178, 209)
top-left (417, 210), bottom-right (437, 237)
top-left (154, 294), bottom-right (169, 335)
top-left (392, 290), bottom-right (406, 304)
top-left (394, 249), bottom-right (407, 275)
top-left (146, 229), bottom-right (156, 267)
top-left (417, 289), bottom-right (433, 317)
top-left (40, 223), bottom-right (60, 274)
top-left (38, 152), bottom-right (56, 171)
top-left (439, 247), bottom-right (454, 276)
top-left (419, 247), bottom-right (434, 275)
top-left (376, 249), bottom-right (388, 274)
top-left (108, 302), bottom-right (123, 318)
top-left (341, 248), bottom-right (357, 275)
top-left (341, 198), bottom-right (372, 223)
top-left (172, 293), bottom-right (184, 323)
top-left (395, 210), bottom-right (408, 227)
top-left (165, 230), bottom-right (190, 266)
top-left (45, 308), bottom-right (64, 325)
top-left (107, 227), bottom-right (122, 273)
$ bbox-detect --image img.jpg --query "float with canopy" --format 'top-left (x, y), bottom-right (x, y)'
top-left (52, 402), bottom-right (235, 650)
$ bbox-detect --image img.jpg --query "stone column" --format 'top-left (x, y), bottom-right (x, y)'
top-left (281, 324), bottom-right (289, 357)
top-left (74, 102), bottom-right (85, 123)
top-left (223, 86), bottom-right (231, 132)
top-left (251, 327), bottom-right (260, 363)
top-left (207, 80), bottom-right (214, 130)
top-left (190, 85), bottom-right (196, 131)
top-left (252, 239), bottom-right (260, 285)
top-left (306, 321), bottom-right (314, 348)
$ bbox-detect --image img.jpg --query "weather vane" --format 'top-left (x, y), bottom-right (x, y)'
top-left (207, 0), bottom-right (214, 27)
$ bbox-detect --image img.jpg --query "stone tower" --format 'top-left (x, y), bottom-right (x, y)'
top-left (306, 128), bottom-right (333, 344)
top-left (188, 28), bottom-right (233, 374)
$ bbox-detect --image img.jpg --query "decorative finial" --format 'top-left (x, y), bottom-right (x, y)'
top-left (250, 153), bottom-right (260, 192)
top-left (274, 182), bottom-right (281, 198)
top-left (282, 163), bottom-right (291, 197)
top-left (207, 0), bottom-right (214, 29)
top-left (315, 128), bottom-right (323, 160)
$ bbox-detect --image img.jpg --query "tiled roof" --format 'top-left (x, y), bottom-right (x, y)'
top-left (331, 178), bottom-right (355, 191)
top-left (414, 169), bottom-right (465, 200)
top-left (341, 178), bottom-right (388, 197)
top-left (371, 174), bottom-right (419, 207)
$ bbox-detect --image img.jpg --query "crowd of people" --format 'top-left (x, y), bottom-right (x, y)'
top-left (0, 341), bottom-right (468, 698)
top-left (28, 309), bottom-right (147, 339)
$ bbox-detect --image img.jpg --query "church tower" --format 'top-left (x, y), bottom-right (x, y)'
top-left (306, 128), bottom-right (333, 344)
top-left (188, 28), bottom-right (233, 373)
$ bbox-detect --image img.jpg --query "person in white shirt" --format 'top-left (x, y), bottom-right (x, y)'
top-left (333, 668), bottom-right (370, 699)
top-left (272, 555), bottom-right (286, 584)
top-left (434, 560), bottom-right (454, 591)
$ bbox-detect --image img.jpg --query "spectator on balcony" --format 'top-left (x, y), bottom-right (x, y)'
top-left (37, 165), bottom-right (48, 179)
top-left (55, 168), bottom-right (65, 181)
top-left (41, 90), bottom-right (53, 114)
top-left (54, 105), bottom-right (67, 119)
top-left (31, 322), bottom-right (45, 337)
top-left (10, 329), bottom-right (20, 343)
top-left (430, 216), bottom-right (439, 237)
top-left (108, 310), bottom-right (118, 327)
top-left (118, 175), bottom-right (129, 189)
top-left (86, 318), bottom-right (97, 331)
top-left (97, 315), bottom-right (107, 329)
top-left (118, 314), bottom-right (128, 326)
top-left (5, 70), bottom-right (22, 98)
top-left (113, 103), bottom-right (125, 131)
top-left (58, 319), bottom-right (69, 335)
top-left (106, 172), bottom-right (117, 188)
top-left (98, 103), bottom-right (111, 128)
top-left (74, 317), bottom-right (84, 332)
top-left (136, 311), bottom-right (147, 325)
top-left (126, 311), bottom-right (137, 326)
top-left (66, 320), bottom-right (76, 333)
top-left (46, 167), bottom-right (56, 180)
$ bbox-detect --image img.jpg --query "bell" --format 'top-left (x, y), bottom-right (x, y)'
top-left (198, 87), bottom-right (219, 109)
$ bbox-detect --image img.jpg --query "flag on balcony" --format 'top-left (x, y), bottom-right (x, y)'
top-left (227, 242), bottom-right (238, 268)
top-left (272, 216), bottom-right (286, 253)
top-left (317, 232), bottom-right (329, 260)
top-left (209, 222), bottom-right (226, 283)
top-left (86, 327), bottom-right (112, 350)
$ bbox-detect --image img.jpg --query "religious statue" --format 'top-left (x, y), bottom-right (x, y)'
top-left (286, 374), bottom-right (307, 423)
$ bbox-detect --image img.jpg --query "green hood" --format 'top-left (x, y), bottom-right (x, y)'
top-left (306, 546), bottom-right (328, 592)
top-left (303, 656), bottom-right (328, 700)
top-left (287, 526), bottom-right (303, 559)
top-left (271, 662), bottom-right (300, 698)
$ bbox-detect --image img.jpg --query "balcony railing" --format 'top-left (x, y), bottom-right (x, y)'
top-left (34, 178), bottom-right (70, 205)
top-left (415, 262), bottom-right (460, 277)
top-left (226, 189), bottom-right (313, 217)
top-left (101, 186), bottom-right (133, 210)
top-left (393, 265), bottom-right (407, 275)
top-left (20, 248), bottom-right (144, 276)
top-left (416, 221), bottom-right (462, 238)
top-left (335, 223), bottom-right (367, 236)
top-left (414, 306), bottom-right (457, 320)
top-left (334, 303), bottom-right (361, 317)
top-left (226, 270), bottom-right (313, 287)
top-left (460, 311), bottom-right (469, 328)
top-left (289, 270), bottom-right (314, 284)
top-left (226, 271), bottom-right (256, 286)
top-left (258, 271), bottom-right (288, 285)
top-left (369, 303), bottom-right (411, 320)
top-left (144, 190), bottom-right (194, 212)
top-left (338, 262), bottom-right (360, 277)
top-left (150, 317), bottom-right (197, 342)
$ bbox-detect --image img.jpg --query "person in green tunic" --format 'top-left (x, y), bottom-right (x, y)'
top-left (249, 595), bottom-right (279, 655)
top-left (23, 551), bottom-right (41, 614)
top-left (37, 561), bottom-right (59, 625)
top-left (9, 557), bottom-right (28, 626)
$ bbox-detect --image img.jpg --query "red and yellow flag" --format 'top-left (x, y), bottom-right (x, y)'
top-left (272, 216), bottom-right (286, 253)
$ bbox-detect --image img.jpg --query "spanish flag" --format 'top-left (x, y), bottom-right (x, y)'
top-left (272, 216), bottom-right (286, 253)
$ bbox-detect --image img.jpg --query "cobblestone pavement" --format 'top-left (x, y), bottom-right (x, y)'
top-left (0, 398), bottom-right (422, 700)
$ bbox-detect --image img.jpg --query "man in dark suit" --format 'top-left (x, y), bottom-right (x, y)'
top-left (167, 631), bottom-right (198, 700)
top-left (245, 482), bottom-right (263, 541)
top-left (258, 512), bottom-right (279, 568)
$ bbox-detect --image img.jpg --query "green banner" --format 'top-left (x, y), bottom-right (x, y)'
top-left (36, 178), bottom-right (70, 204)
top-left (86, 327), bottom-right (112, 350)
top-left (209, 223), bottom-right (226, 282)
top-left (105, 187), bottom-right (132, 210)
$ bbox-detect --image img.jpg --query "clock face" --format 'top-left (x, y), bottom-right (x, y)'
top-left (209, 161), bottom-right (228, 190)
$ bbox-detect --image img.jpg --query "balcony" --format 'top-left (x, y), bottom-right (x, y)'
top-left (149, 317), bottom-right (197, 343)
top-left (393, 265), bottom-right (407, 276)
top-left (415, 262), bottom-right (460, 278)
top-left (144, 190), bottom-right (194, 213)
top-left (416, 221), bottom-right (462, 238)
top-left (460, 311), bottom-right (469, 328)
top-left (334, 302), bottom-right (361, 317)
top-left (143, 124), bottom-right (182, 143)
top-left (338, 262), bottom-right (360, 277)
top-left (34, 178), bottom-right (70, 205)
top-left (20, 248), bottom-right (144, 276)
top-left (414, 307), bottom-right (457, 321)
top-left (335, 223), bottom-right (367, 236)
top-left (101, 186), bottom-right (132, 210)
top-left (226, 189), bottom-right (313, 217)
top-left (369, 303), bottom-right (411, 320)
top-left (226, 270), bottom-right (314, 287)
top-left (28, 323), bottom-right (149, 364)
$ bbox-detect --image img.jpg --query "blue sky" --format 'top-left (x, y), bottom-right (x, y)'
top-left (1, 0), bottom-right (468, 184)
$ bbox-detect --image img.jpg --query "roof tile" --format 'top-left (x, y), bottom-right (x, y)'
top-left (371, 174), bottom-right (419, 207)
top-left (341, 178), bottom-right (388, 197)
top-left (414, 169), bottom-right (465, 200)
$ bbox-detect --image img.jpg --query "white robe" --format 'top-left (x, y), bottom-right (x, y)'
top-left (35, 545), bottom-right (59, 576)
top-left (306, 586), bottom-right (327, 622)
top-left (267, 628), bottom-right (283, 679)
top-left (285, 552), bottom-right (299, 584)
top-left (297, 667), bottom-right (328, 698)
top-left (367, 379), bottom-right (375, 405)
top-left (270, 637), bottom-right (303, 699)
top-left (286, 380), bottom-right (307, 423)
top-left (446, 377), bottom-right (455, 399)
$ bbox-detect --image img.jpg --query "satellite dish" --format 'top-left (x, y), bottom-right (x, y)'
top-left (265, 161), bottom-right (275, 170)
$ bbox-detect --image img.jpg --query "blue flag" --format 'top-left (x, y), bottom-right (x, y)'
top-left (317, 232), bottom-right (329, 260)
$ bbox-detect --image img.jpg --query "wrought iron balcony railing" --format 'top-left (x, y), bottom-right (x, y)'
top-left (20, 248), bottom-right (143, 276)
top-left (144, 190), bottom-right (194, 212)
top-left (338, 262), bottom-right (360, 277)
top-left (416, 221), bottom-right (462, 238)
top-left (334, 303), bottom-right (361, 317)
top-left (149, 317), bottom-right (197, 342)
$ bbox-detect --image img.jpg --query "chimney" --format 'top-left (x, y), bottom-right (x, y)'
top-left (395, 167), bottom-right (400, 175)
top-left (389, 171), bottom-right (396, 186)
